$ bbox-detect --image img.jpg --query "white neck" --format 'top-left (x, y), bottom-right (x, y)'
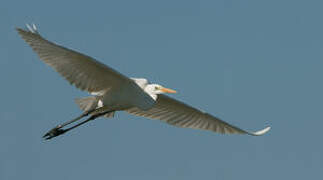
top-left (132, 78), bottom-right (158, 100)
top-left (144, 87), bottom-right (158, 100)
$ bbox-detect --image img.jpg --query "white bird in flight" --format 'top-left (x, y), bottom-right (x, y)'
top-left (17, 24), bottom-right (270, 140)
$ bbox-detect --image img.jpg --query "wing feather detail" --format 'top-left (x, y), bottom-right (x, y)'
top-left (126, 95), bottom-right (270, 136)
top-left (16, 25), bottom-right (129, 93)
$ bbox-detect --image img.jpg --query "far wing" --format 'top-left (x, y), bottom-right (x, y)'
top-left (126, 95), bottom-right (270, 136)
top-left (17, 25), bottom-right (129, 94)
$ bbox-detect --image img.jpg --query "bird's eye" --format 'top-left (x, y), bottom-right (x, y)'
top-left (155, 87), bottom-right (159, 90)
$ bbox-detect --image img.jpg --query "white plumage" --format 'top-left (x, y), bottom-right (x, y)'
top-left (17, 24), bottom-right (270, 139)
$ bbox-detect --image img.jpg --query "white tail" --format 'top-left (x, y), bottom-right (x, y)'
top-left (75, 96), bottom-right (98, 112)
top-left (75, 97), bottom-right (115, 118)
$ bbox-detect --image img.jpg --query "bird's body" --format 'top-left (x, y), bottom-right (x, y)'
top-left (17, 24), bottom-right (270, 140)
top-left (77, 78), bottom-right (151, 114)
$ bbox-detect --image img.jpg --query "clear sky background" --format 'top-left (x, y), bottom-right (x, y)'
top-left (1, 0), bottom-right (322, 179)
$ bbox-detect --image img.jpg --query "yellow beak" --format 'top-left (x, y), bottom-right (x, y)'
top-left (161, 87), bottom-right (177, 94)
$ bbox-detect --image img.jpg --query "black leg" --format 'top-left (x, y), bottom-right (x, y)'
top-left (59, 110), bottom-right (92, 128)
top-left (43, 111), bottom-right (111, 140)
top-left (42, 111), bottom-right (90, 139)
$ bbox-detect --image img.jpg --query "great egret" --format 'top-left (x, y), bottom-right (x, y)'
top-left (17, 24), bottom-right (270, 140)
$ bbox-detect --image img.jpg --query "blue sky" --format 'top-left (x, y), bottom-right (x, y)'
top-left (1, 0), bottom-right (322, 179)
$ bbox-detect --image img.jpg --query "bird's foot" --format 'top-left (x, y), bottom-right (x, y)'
top-left (43, 126), bottom-right (67, 140)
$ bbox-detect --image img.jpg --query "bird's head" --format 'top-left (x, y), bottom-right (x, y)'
top-left (145, 84), bottom-right (176, 99)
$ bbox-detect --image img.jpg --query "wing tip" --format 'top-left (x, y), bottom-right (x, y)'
top-left (16, 23), bottom-right (39, 34)
top-left (26, 23), bottom-right (38, 33)
top-left (250, 126), bottom-right (271, 136)
top-left (15, 27), bottom-right (25, 34)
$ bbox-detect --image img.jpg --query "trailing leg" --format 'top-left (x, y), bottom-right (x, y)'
top-left (42, 110), bottom-right (91, 140)
top-left (43, 110), bottom-right (113, 140)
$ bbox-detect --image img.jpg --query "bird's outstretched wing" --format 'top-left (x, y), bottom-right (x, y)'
top-left (126, 94), bottom-right (270, 136)
top-left (17, 24), bottom-right (129, 94)
top-left (17, 24), bottom-right (156, 110)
